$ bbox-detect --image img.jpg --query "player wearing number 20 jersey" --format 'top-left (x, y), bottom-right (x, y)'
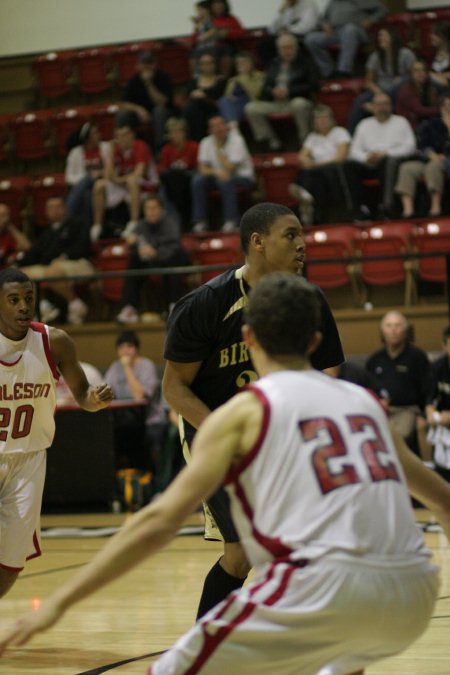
top-left (0, 322), bottom-right (59, 455)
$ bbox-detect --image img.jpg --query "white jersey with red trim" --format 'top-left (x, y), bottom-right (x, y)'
top-left (0, 322), bottom-right (59, 454)
top-left (225, 369), bottom-right (429, 569)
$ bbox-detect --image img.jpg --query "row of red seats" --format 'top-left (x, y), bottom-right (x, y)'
top-left (0, 103), bottom-right (120, 164)
top-left (32, 29), bottom-right (265, 101)
top-left (305, 220), bottom-right (450, 306)
top-left (93, 220), bottom-right (450, 308)
top-left (30, 9), bottom-right (450, 105)
top-left (0, 73), bottom-right (366, 168)
top-left (0, 153), bottom-right (301, 230)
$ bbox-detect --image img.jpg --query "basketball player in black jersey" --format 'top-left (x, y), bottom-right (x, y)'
top-left (163, 202), bottom-right (344, 618)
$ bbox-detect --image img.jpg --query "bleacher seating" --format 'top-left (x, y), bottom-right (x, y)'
top-left (29, 173), bottom-right (66, 227)
top-left (412, 220), bottom-right (450, 284)
top-left (253, 153), bottom-right (299, 208)
top-left (11, 110), bottom-right (53, 163)
top-left (316, 79), bottom-right (364, 127)
top-left (74, 48), bottom-right (114, 96)
top-left (32, 50), bottom-right (75, 103)
top-left (0, 176), bottom-right (32, 228)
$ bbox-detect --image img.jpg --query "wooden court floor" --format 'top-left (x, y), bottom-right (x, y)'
top-left (1, 509), bottom-right (449, 675)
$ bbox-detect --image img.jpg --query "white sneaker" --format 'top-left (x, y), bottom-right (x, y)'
top-left (68, 298), bottom-right (88, 325)
top-left (39, 299), bottom-right (60, 323)
top-left (122, 220), bottom-right (137, 237)
top-left (116, 305), bottom-right (139, 324)
top-left (192, 222), bottom-right (207, 233)
top-left (90, 223), bottom-right (103, 242)
top-left (288, 184), bottom-right (314, 204)
top-left (221, 220), bottom-right (238, 232)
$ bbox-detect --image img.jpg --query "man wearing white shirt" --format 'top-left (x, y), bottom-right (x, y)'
top-left (344, 93), bottom-right (417, 218)
top-left (191, 115), bottom-right (255, 233)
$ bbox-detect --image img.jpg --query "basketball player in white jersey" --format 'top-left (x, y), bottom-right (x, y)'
top-left (0, 268), bottom-right (113, 598)
top-left (0, 272), bottom-right (449, 675)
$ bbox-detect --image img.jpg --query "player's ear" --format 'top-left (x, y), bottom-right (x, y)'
top-left (249, 231), bottom-right (264, 251)
top-left (242, 323), bottom-right (255, 347)
top-left (306, 330), bottom-right (322, 356)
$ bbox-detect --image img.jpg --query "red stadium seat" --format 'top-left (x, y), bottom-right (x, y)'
top-left (253, 153), bottom-right (299, 208)
top-left (75, 48), bottom-right (114, 95)
top-left (32, 50), bottom-right (75, 101)
top-left (153, 40), bottom-right (191, 85)
top-left (92, 103), bottom-right (120, 141)
top-left (370, 13), bottom-right (415, 45)
top-left (0, 176), bottom-right (32, 228)
top-left (355, 223), bottom-right (416, 305)
top-left (11, 110), bottom-right (53, 163)
top-left (113, 42), bottom-right (153, 88)
top-left (29, 173), bottom-right (66, 228)
top-left (94, 240), bottom-right (130, 302)
top-left (196, 235), bottom-right (244, 282)
top-left (50, 107), bottom-right (91, 157)
top-left (305, 226), bottom-right (361, 302)
top-left (411, 220), bottom-right (450, 284)
top-left (316, 78), bottom-right (364, 127)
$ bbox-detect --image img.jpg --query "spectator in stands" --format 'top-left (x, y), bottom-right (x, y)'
top-left (16, 197), bottom-right (93, 325)
top-left (190, 1), bottom-right (217, 72)
top-left (395, 60), bottom-right (440, 131)
top-left (395, 95), bottom-right (450, 218)
top-left (120, 50), bottom-right (173, 151)
top-left (304, 0), bottom-right (387, 79)
top-left (347, 27), bottom-right (416, 133)
top-left (91, 123), bottom-right (158, 241)
top-left (288, 104), bottom-right (351, 224)
top-left (159, 118), bottom-right (199, 230)
top-left (209, 0), bottom-right (245, 76)
top-left (105, 330), bottom-right (167, 477)
top-left (191, 115), bottom-right (255, 233)
top-left (366, 310), bottom-right (431, 456)
top-left (425, 325), bottom-right (450, 475)
top-left (344, 92), bottom-right (416, 219)
top-left (0, 203), bottom-right (30, 268)
top-left (258, 0), bottom-right (319, 66)
top-left (218, 51), bottom-right (265, 128)
top-left (245, 32), bottom-right (318, 150)
top-left (65, 122), bottom-right (109, 227)
top-left (116, 195), bottom-right (190, 324)
top-left (182, 50), bottom-right (227, 142)
top-left (429, 22), bottom-right (450, 92)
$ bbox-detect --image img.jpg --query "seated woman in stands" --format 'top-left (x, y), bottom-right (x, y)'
top-left (395, 59), bottom-right (440, 131)
top-left (347, 27), bottom-right (416, 134)
top-left (428, 22), bottom-right (450, 93)
top-left (288, 104), bottom-right (351, 225)
top-left (65, 122), bottom-right (109, 228)
top-left (182, 50), bottom-right (227, 141)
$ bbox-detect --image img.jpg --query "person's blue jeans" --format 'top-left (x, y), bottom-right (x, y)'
top-left (65, 175), bottom-right (94, 226)
top-left (305, 24), bottom-right (368, 77)
top-left (217, 94), bottom-right (249, 124)
top-left (191, 173), bottom-right (255, 224)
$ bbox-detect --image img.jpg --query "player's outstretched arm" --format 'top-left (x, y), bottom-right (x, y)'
top-left (0, 391), bottom-right (261, 655)
top-left (392, 427), bottom-right (450, 543)
top-left (49, 328), bottom-right (114, 411)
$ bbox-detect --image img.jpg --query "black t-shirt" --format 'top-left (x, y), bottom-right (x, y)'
top-left (123, 70), bottom-right (173, 112)
top-left (365, 343), bottom-right (431, 408)
top-left (164, 267), bottom-right (344, 440)
top-left (426, 354), bottom-right (450, 411)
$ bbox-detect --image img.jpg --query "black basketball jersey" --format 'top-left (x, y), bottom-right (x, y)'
top-left (164, 267), bottom-right (344, 441)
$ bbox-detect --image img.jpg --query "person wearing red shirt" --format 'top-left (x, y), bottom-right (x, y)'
top-left (159, 118), bottom-right (199, 230)
top-left (91, 124), bottom-right (159, 240)
top-left (210, 0), bottom-right (245, 76)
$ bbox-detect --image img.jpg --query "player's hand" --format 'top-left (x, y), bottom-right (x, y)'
top-left (92, 383), bottom-right (114, 408)
top-left (0, 602), bottom-right (63, 655)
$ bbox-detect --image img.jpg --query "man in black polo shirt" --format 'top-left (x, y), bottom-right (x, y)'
top-left (163, 202), bottom-right (344, 619)
top-left (121, 50), bottom-right (173, 151)
top-left (366, 310), bottom-right (431, 455)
